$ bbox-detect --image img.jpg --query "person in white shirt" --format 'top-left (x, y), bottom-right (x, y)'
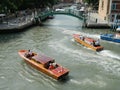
top-left (95, 39), bottom-right (100, 46)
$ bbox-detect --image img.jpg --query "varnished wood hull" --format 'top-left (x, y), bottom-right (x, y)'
top-left (18, 50), bottom-right (69, 80)
top-left (73, 34), bottom-right (104, 51)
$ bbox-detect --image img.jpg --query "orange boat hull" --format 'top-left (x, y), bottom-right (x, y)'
top-left (73, 34), bottom-right (103, 51)
top-left (18, 50), bottom-right (69, 80)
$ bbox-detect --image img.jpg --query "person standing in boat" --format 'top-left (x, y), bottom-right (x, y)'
top-left (95, 39), bottom-right (100, 46)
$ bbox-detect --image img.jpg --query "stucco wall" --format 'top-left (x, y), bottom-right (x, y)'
top-left (98, 0), bottom-right (109, 20)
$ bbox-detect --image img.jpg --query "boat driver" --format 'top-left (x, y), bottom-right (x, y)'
top-left (25, 50), bottom-right (33, 58)
top-left (95, 39), bottom-right (100, 46)
top-left (80, 35), bottom-right (84, 41)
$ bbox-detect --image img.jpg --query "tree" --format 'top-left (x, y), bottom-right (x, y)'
top-left (84, 0), bottom-right (98, 5)
top-left (84, 0), bottom-right (99, 10)
top-left (0, 0), bottom-right (59, 13)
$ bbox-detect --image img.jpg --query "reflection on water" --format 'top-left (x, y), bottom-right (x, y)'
top-left (0, 15), bottom-right (120, 90)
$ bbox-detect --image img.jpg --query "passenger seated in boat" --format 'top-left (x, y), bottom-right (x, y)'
top-left (48, 61), bottom-right (58, 70)
top-left (80, 36), bottom-right (84, 41)
top-left (53, 62), bottom-right (58, 68)
top-left (49, 63), bottom-right (54, 70)
top-left (25, 50), bottom-right (34, 58)
top-left (90, 42), bottom-right (93, 45)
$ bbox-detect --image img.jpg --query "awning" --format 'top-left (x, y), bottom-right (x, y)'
top-left (0, 14), bottom-right (6, 17)
top-left (32, 54), bottom-right (54, 65)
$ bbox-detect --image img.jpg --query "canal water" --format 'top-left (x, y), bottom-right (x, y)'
top-left (0, 15), bottom-right (120, 90)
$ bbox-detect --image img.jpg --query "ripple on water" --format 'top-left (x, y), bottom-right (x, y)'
top-left (70, 76), bottom-right (106, 88)
top-left (98, 50), bottom-right (120, 60)
top-left (60, 28), bottom-right (100, 39)
top-left (19, 62), bottom-right (59, 89)
top-left (48, 36), bottom-right (120, 77)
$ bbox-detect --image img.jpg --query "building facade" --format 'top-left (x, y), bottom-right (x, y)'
top-left (75, 0), bottom-right (83, 3)
top-left (59, 0), bottom-right (83, 3)
top-left (60, 0), bottom-right (74, 3)
top-left (98, 0), bottom-right (120, 22)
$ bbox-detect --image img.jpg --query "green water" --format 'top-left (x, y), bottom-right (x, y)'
top-left (0, 15), bottom-right (120, 90)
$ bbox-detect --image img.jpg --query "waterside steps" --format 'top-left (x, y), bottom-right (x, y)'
top-left (0, 11), bottom-right (53, 33)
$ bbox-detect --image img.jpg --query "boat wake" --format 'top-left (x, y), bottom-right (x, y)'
top-left (98, 50), bottom-right (120, 60)
top-left (48, 27), bottom-right (120, 76)
top-left (49, 38), bottom-right (120, 76)
top-left (60, 28), bottom-right (100, 39)
top-left (49, 38), bottom-right (86, 58)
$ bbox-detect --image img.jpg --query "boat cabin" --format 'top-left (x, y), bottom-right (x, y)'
top-left (32, 54), bottom-right (55, 68)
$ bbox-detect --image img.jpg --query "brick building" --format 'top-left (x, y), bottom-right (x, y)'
top-left (98, 0), bottom-right (120, 22)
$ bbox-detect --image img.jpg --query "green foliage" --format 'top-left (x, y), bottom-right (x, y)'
top-left (0, 0), bottom-right (59, 13)
top-left (84, 0), bottom-right (98, 5)
top-left (84, 0), bottom-right (99, 10)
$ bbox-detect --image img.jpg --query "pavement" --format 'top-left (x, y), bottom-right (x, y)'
top-left (0, 15), bottom-right (33, 30)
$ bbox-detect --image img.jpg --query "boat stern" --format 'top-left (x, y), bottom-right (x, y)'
top-left (51, 66), bottom-right (69, 80)
top-left (96, 46), bottom-right (104, 51)
top-left (57, 71), bottom-right (69, 80)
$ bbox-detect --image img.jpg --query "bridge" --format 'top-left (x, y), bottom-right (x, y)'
top-left (34, 10), bottom-right (111, 29)
top-left (53, 9), bottom-right (85, 20)
top-left (34, 9), bottom-right (86, 24)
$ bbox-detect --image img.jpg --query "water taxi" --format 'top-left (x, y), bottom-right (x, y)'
top-left (18, 50), bottom-right (69, 80)
top-left (73, 34), bottom-right (104, 51)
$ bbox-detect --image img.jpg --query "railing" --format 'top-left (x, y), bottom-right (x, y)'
top-left (34, 10), bottom-right (52, 21)
top-left (53, 9), bottom-right (85, 20)
top-left (35, 9), bottom-right (85, 21)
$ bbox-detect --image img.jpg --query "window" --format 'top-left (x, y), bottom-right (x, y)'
top-left (112, 3), bottom-right (116, 10)
top-left (117, 15), bottom-right (120, 19)
top-left (112, 15), bottom-right (114, 17)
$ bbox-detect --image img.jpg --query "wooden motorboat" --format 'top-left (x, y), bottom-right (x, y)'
top-left (18, 50), bottom-right (69, 80)
top-left (73, 34), bottom-right (104, 51)
top-left (100, 33), bottom-right (120, 43)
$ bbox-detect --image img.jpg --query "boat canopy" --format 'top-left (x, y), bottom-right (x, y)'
top-left (32, 54), bottom-right (54, 65)
top-left (116, 26), bottom-right (120, 31)
top-left (0, 14), bottom-right (6, 17)
top-left (102, 34), bottom-right (114, 37)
